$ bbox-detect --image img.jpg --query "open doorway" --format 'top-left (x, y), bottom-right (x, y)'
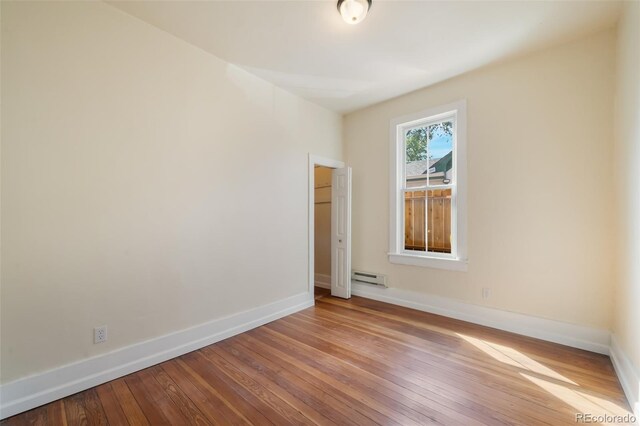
top-left (308, 155), bottom-right (351, 301)
top-left (314, 166), bottom-right (333, 299)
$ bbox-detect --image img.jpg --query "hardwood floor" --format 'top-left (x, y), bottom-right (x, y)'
top-left (2, 288), bottom-right (631, 425)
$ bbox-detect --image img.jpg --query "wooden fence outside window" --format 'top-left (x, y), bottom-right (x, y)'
top-left (404, 188), bottom-right (452, 253)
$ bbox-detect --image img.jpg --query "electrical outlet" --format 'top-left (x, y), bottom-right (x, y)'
top-left (94, 325), bottom-right (107, 344)
top-left (482, 288), bottom-right (491, 300)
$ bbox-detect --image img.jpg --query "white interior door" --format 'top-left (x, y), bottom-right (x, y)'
top-left (331, 167), bottom-right (352, 299)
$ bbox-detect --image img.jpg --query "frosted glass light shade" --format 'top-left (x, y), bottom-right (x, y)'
top-left (338, 0), bottom-right (371, 25)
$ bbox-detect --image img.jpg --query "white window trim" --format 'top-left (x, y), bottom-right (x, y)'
top-left (388, 100), bottom-right (468, 272)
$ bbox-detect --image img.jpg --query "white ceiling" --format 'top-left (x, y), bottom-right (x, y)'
top-left (108, 1), bottom-right (621, 113)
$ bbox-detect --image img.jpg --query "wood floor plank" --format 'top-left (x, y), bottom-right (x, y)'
top-left (218, 338), bottom-right (372, 426)
top-left (96, 383), bottom-right (129, 426)
top-left (285, 310), bottom-right (562, 425)
top-left (323, 306), bottom-right (626, 406)
top-left (21, 405), bottom-right (48, 426)
top-left (319, 296), bottom-right (619, 385)
top-left (150, 365), bottom-right (212, 425)
top-left (236, 332), bottom-right (400, 425)
top-left (110, 379), bottom-right (149, 426)
top-left (209, 344), bottom-right (332, 425)
top-left (161, 360), bottom-right (247, 426)
top-left (355, 295), bottom-right (614, 370)
top-left (4, 291), bottom-right (632, 425)
top-left (249, 328), bottom-right (426, 425)
top-left (297, 308), bottom-right (620, 421)
top-left (313, 298), bottom-right (625, 397)
top-left (199, 347), bottom-right (309, 425)
top-left (81, 388), bottom-right (109, 425)
top-left (0, 415), bottom-right (28, 426)
top-left (125, 372), bottom-right (173, 425)
top-left (180, 352), bottom-right (276, 425)
top-left (135, 368), bottom-right (193, 425)
top-left (63, 393), bottom-right (89, 425)
top-left (263, 321), bottom-right (481, 425)
top-left (47, 401), bottom-right (68, 426)
top-left (280, 313), bottom-right (537, 425)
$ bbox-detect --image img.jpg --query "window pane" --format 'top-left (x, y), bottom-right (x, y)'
top-left (427, 188), bottom-right (452, 253)
top-left (405, 127), bottom-right (428, 188)
top-left (404, 190), bottom-right (426, 251)
top-left (427, 121), bottom-right (454, 186)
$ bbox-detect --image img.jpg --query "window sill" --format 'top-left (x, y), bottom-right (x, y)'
top-left (388, 253), bottom-right (468, 272)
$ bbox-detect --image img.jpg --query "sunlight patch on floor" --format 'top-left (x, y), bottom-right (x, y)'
top-left (457, 333), bottom-right (577, 385)
top-left (522, 373), bottom-right (633, 420)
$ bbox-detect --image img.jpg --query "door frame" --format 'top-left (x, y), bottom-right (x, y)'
top-left (308, 154), bottom-right (345, 299)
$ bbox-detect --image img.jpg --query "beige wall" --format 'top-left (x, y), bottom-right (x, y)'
top-left (344, 30), bottom-right (616, 329)
top-left (314, 167), bottom-right (332, 278)
top-left (0, 1), bottom-right (342, 383)
top-left (613, 0), bottom-right (640, 404)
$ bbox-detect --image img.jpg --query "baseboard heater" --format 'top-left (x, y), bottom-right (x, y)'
top-left (351, 270), bottom-right (387, 287)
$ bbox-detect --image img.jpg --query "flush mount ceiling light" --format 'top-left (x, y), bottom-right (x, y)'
top-left (337, 0), bottom-right (372, 25)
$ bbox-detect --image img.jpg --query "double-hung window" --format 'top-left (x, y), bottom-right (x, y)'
top-left (389, 100), bottom-right (467, 271)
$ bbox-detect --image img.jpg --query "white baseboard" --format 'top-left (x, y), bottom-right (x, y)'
top-left (610, 335), bottom-right (640, 424)
top-left (351, 282), bottom-right (611, 355)
top-left (0, 292), bottom-right (314, 420)
top-left (314, 273), bottom-right (331, 289)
